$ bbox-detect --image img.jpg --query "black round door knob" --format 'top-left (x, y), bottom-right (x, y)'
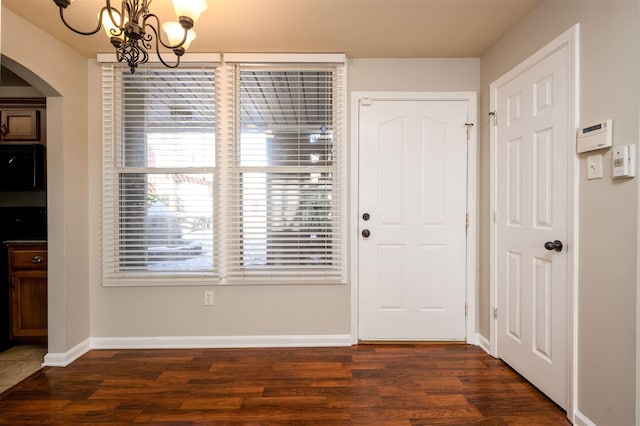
top-left (362, 229), bottom-right (371, 238)
top-left (544, 240), bottom-right (563, 252)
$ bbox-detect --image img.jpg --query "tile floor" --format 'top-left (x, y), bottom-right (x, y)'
top-left (0, 345), bottom-right (47, 394)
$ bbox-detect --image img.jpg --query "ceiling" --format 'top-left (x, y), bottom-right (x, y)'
top-left (4, 0), bottom-right (543, 58)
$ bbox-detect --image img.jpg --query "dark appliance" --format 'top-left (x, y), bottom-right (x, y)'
top-left (0, 144), bottom-right (46, 191)
top-left (0, 207), bottom-right (47, 350)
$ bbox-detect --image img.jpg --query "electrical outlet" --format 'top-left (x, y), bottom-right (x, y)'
top-left (203, 290), bottom-right (214, 306)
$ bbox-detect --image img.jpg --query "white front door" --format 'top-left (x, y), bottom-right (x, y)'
top-left (492, 36), bottom-right (574, 409)
top-left (358, 98), bottom-right (469, 340)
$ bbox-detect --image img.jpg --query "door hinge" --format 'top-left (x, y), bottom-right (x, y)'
top-left (465, 213), bottom-right (470, 230)
top-left (489, 111), bottom-right (498, 126)
top-left (465, 303), bottom-right (468, 317)
top-left (464, 122), bottom-right (474, 140)
top-left (493, 210), bottom-right (499, 224)
top-left (494, 307), bottom-right (498, 320)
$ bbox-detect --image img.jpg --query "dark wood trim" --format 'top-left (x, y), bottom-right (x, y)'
top-left (0, 98), bottom-right (46, 108)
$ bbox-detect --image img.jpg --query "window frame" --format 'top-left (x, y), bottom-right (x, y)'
top-left (101, 61), bottom-right (219, 286)
top-left (101, 54), bottom-right (347, 286)
top-left (222, 59), bottom-right (347, 284)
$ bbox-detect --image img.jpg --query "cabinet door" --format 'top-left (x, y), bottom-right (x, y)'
top-left (10, 270), bottom-right (48, 338)
top-left (1, 110), bottom-right (40, 141)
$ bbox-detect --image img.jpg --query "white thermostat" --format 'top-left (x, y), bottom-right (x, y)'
top-left (613, 144), bottom-right (636, 178)
top-left (577, 119), bottom-right (612, 153)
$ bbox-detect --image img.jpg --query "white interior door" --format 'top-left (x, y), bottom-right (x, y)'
top-left (493, 42), bottom-right (571, 409)
top-left (358, 98), bottom-right (469, 340)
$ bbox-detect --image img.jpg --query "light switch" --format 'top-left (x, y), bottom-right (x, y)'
top-left (587, 153), bottom-right (603, 180)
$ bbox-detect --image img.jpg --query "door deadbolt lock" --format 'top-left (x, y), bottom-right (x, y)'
top-left (362, 213), bottom-right (370, 221)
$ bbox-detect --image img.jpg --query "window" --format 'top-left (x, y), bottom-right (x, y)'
top-left (102, 56), bottom-right (346, 285)
top-left (223, 63), bottom-right (345, 282)
top-left (102, 64), bottom-right (217, 280)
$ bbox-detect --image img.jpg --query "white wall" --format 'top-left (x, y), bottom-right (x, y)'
top-left (1, 7), bottom-right (91, 355)
top-left (86, 58), bottom-right (479, 341)
top-left (348, 58), bottom-right (480, 92)
top-left (480, 1), bottom-right (640, 424)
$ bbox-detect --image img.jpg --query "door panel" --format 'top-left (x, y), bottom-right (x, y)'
top-left (358, 99), bottom-right (468, 340)
top-left (378, 245), bottom-right (405, 310)
top-left (533, 257), bottom-right (552, 360)
top-left (506, 251), bottom-right (522, 340)
top-left (495, 44), bottom-right (569, 408)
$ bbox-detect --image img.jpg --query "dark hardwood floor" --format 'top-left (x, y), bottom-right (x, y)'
top-left (0, 344), bottom-right (570, 425)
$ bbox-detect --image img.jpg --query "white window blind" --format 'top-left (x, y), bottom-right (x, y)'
top-left (102, 63), bottom-right (217, 281)
top-left (219, 63), bottom-right (346, 283)
top-left (102, 57), bottom-right (346, 285)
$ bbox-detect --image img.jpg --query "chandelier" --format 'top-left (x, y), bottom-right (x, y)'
top-left (53, 0), bottom-right (208, 73)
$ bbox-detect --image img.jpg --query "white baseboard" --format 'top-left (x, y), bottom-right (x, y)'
top-left (42, 334), bottom-right (352, 367)
top-left (91, 334), bottom-right (353, 350)
top-left (43, 338), bottom-right (91, 367)
top-left (477, 333), bottom-right (492, 355)
top-left (573, 410), bottom-right (597, 426)
top-left (46, 334), bottom-right (507, 368)
top-left (466, 333), bottom-right (479, 346)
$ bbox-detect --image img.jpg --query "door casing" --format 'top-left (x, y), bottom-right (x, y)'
top-left (350, 91), bottom-right (478, 344)
top-left (489, 25), bottom-right (579, 421)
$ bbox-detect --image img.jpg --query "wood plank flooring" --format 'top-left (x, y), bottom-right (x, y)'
top-left (0, 344), bottom-right (571, 425)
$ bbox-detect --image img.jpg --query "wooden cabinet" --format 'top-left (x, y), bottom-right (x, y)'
top-left (0, 98), bottom-right (46, 144)
top-left (8, 243), bottom-right (47, 340)
top-left (1, 110), bottom-right (40, 141)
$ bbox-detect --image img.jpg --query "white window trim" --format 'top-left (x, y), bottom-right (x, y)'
top-left (223, 53), bottom-right (346, 64)
top-left (97, 52), bottom-right (221, 65)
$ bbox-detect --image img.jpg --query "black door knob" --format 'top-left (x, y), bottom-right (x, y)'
top-left (544, 240), bottom-right (563, 252)
top-left (361, 229), bottom-right (371, 238)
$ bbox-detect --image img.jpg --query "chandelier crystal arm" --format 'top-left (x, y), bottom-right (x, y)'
top-left (57, 5), bottom-right (113, 36)
top-left (143, 13), bottom-right (188, 50)
top-left (127, 0), bottom-right (148, 26)
top-left (144, 24), bottom-right (181, 69)
top-left (117, 37), bottom-right (150, 73)
top-left (155, 50), bottom-right (181, 69)
top-left (104, 1), bottom-right (128, 36)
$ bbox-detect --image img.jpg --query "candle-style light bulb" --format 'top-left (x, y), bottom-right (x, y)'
top-left (172, 0), bottom-right (208, 24)
top-left (101, 8), bottom-right (125, 40)
top-left (163, 22), bottom-right (196, 50)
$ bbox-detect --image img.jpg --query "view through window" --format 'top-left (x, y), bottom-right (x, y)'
top-left (236, 68), bottom-right (337, 274)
